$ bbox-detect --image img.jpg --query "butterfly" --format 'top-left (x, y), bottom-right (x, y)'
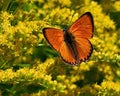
top-left (43, 12), bottom-right (94, 65)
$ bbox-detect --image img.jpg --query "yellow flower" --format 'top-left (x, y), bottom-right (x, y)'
top-left (113, 1), bottom-right (120, 11)
top-left (58, 0), bottom-right (71, 6)
top-left (101, 81), bottom-right (120, 92)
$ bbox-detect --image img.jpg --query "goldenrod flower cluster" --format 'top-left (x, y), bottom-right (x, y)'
top-left (113, 1), bottom-right (120, 11)
top-left (0, 0), bottom-right (120, 95)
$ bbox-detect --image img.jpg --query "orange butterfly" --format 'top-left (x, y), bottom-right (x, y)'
top-left (43, 12), bottom-right (94, 65)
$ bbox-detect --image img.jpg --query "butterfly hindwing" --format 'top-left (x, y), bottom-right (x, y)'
top-left (74, 38), bottom-right (93, 61)
top-left (59, 42), bottom-right (77, 64)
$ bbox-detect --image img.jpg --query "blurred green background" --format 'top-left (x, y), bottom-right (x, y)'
top-left (0, 0), bottom-right (120, 96)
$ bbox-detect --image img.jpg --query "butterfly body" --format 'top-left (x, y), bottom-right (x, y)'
top-left (43, 12), bottom-right (94, 65)
top-left (64, 30), bottom-right (75, 44)
top-left (64, 30), bottom-right (79, 63)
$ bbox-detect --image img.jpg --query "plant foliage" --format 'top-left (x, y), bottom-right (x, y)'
top-left (0, 0), bottom-right (120, 96)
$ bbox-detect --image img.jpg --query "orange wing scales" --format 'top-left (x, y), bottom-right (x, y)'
top-left (43, 12), bottom-right (94, 65)
top-left (59, 42), bottom-right (77, 64)
top-left (69, 12), bottom-right (94, 38)
top-left (68, 12), bottom-right (93, 63)
top-left (75, 38), bottom-right (92, 61)
top-left (43, 28), bottom-right (64, 51)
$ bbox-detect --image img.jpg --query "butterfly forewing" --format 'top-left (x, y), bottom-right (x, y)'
top-left (69, 12), bottom-right (94, 39)
top-left (43, 28), bottom-right (64, 51)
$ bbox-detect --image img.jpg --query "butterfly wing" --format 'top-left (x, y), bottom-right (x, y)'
top-left (59, 42), bottom-right (77, 64)
top-left (43, 12), bottom-right (94, 64)
top-left (43, 28), bottom-right (77, 64)
top-left (69, 12), bottom-right (94, 39)
top-left (43, 28), bottom-right (64, 51)
top-left (75, 38), bottom-right (93, 61)
top-left (69, 12), bottom-right (94, 62)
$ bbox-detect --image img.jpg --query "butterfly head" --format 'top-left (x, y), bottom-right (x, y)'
top-left (63, 27), bottom-right (68, 33)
